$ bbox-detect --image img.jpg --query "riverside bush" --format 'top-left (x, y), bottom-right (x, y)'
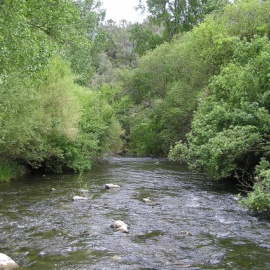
top-left (0, 57), bottom-right (124, 177)
top-left (170, 36), bottom-right (270, 210)
top-left (239, 159), bottom-right (270, 212)
top-left (0, 160), bottom-right (26, 183)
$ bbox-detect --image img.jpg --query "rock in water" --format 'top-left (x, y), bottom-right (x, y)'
top-left (111, 220), bottom-right (129, 233)
top-left (116, 226), bottom-right (129, 233)
top-left (72, 196), bottom-right (88, 201)
top-left (79, 189), bottom-right (89, 193)
top-left (111, 220), bottom-right (127, 228)
top-left (105, 184), bottom-right (120, 189)
top-left (0, 253), bottom-right (19, 269)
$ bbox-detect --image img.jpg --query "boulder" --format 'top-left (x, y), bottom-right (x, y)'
top-left (0, 253), bottom-right (19, 269)
top-left (105, 184), bottom-right (120, 189)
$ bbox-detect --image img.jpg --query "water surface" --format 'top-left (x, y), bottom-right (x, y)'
top-left (0, 157), bottom-right (270, 269)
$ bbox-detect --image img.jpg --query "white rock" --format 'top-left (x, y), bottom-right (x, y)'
top-left (79, 189), bottom-right (89, 193)
top-left (111, 220), bottom-right (127, 228)
top-left (112, 255), bottom-right (122, 261)
top-left (105, 184), bottom-right (120, 189)
top-left (72, 196), bottom-right (88, 201)
top-left (116, 226), bottom-right (129, 233)
top-left (143, 198), bottom-right (152, 203)
top-left (0, 253), bottom-right (19, 269)
top-left (111, 220), bottom-right (129, 233)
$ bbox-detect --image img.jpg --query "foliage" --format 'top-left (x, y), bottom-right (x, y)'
top-left (130, 22), bottom-right (164, 56)
top-left (187, 0), bottom-right (270, 75)
top-left (0, 56), bottom-right (123, 176)
top-left (221, 0), bottom-right (270, 40)
top-left (40, 63), bottom-right (124, 172)
top-left (0, 0), bottom-right (106, 86)
top-left (92, 83), bottom-right (133, 153)
top-left (123, 29), bottom-right (213, 156)
top-left (170, 36), bottom-right (270, 181)
top-left (103, 20), bottom-right (138, 68)
top-left (0, 57), bottom-right (80, 171)
top-left (90, 20), bottom-right (140, 86)
top-left (0, 0), bottom-right (79, 77)
top-left (165, 0), bottom-right (270, 211)
top-left (66, 0), bottom-right (108, 85)
top-left (138, 0), bottom-right (228, 40)
top-left (239, 159), bottom-right (270, 212)
top-left (55, 88), bottom-right (124, 172)
top-left (0, 159), bottom-right (26, 183)
top-left (128, 106), bottom-right (163, 156)
top-left (0, 0), bottom-right (125, 179)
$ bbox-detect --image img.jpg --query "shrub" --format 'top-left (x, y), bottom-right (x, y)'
top-left (239, 159), bottom-right (270, 212)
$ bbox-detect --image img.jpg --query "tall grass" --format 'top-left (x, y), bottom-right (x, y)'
top-left (0, 160), bottom-right (25, 182)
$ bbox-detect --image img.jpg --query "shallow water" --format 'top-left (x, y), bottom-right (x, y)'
top-left (0, 157), bottom-right (270, 269)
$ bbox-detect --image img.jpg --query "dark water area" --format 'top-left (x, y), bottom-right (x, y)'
top-left (0, 157), bottom-right (270, 269)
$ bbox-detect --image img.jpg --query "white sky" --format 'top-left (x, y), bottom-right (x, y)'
top-left (101, 0), bottom-right (147, 23)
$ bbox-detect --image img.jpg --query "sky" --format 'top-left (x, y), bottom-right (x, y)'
top-left (101, 0), bottom-right (147, 23)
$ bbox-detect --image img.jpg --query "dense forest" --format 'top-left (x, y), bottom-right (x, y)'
top-left (0, 0), bottom-right (269, 212)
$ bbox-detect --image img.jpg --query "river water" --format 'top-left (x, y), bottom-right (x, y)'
top-left (0, 157), bottom-right (270, 269)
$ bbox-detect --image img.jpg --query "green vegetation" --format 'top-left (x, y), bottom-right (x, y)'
top-left (124, 0), bottom-right (270, 211)
top-left (0, 0), bottom-right (122, 180)
top-left (168, 0), bottom-right (270, 211)
top-left (1, 0), bottom-right (269, 212)
top-left (0, 160), bottom-right (26, 183)
top-left (137, 0), bottom-right (228, 40)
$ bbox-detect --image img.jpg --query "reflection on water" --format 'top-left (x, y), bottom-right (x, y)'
top-left (0, 157), bottom-right (270, 269)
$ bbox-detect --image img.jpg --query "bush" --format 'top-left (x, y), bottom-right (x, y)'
top-left (169, 36), bottom-right (270, 181)
top-left (0, 57), bottom-right (124, 174)
top-left (0, 160), bottom-right (26, 182)
top-left (239, 159), bottom-right (270, 212)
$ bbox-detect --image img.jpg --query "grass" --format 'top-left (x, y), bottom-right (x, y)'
top-left (0, 160), bottom-right (25, 182)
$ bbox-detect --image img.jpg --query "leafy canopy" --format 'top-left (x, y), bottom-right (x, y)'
top-left (138, 0), bottom-right (228, 40)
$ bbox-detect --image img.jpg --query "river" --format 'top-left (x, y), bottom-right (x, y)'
top-left (0, 157), bottom-right (270, 269)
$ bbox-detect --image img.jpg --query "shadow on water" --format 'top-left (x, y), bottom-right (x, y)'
top-left (0, 157), bottom-right (270, 269)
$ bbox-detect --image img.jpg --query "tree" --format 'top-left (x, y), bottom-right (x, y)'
top-left (138, 0), bottom-right (227, 40)
top-left (103, 19), bottom-right (138, 67)
top-left (90, 19), bottom-right (140, 86)
top-left (130, 21), bottom-right (164, 56)
top-left (169, 36), bottom-right (270, 181)
top-left (66, 0), bottom-right (108, 85)
top-left (0, 0), bottom-right (106, 85)
top-left (122, 31), bottom-right (210, 156)
top-left (0, 0), bottom-right (123, 179)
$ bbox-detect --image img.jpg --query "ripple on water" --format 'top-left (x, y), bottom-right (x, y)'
top-left (1, 158), bottom-right (270, 269)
